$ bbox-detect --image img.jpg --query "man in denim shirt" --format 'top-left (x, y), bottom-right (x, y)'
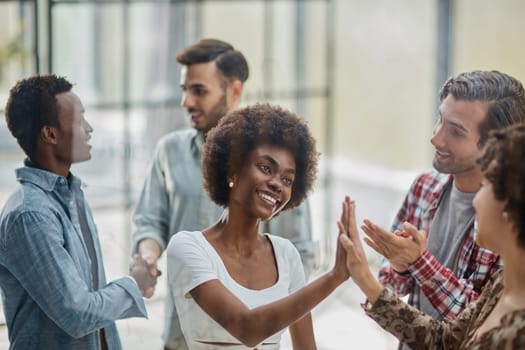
top-left (132, 39), bottom-right (318, 350)
top-left (0, 74), bottom-right (158, 350)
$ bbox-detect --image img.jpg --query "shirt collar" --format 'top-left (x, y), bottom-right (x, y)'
top-left (428, 173), bottom-right (454, 217)
top-left (191, 130), bottom-right (205, 156)
top-left (16, 159), bottom-right (82, 192)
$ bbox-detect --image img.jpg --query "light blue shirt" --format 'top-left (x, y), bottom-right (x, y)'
top-left (0, 164), bottom-right (147, 350)
top-left (132, 128), bottom-right (317, 348)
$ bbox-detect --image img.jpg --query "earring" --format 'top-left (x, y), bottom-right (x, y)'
top-left (228, 181), bottom-right (234, 188)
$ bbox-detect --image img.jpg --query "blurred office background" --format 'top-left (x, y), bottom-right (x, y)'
top-left (1, 0), bottom-right (525, 348)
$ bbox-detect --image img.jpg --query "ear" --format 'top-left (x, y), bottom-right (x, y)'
top-left (40, 125), bottom-right (59, 145)
top-left (227, 173), bottom-right (238, 187)
top-left (227, 80), bottom-right (243, 106)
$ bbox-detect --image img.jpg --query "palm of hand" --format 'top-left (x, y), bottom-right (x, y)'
top-left (361, 220), bottom-right (427, 272)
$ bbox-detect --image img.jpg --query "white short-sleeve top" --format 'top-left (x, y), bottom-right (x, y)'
top-left (167, 230), bottom-right (306, 350)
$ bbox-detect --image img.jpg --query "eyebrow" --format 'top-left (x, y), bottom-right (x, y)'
top-left (438, 110), bottom-right (469, 133)
top-left (260, 155), bottom-right (296, 174)
top-left (180, 82), bottom-right (207, 89)
top-left (447, 119), bottom-right (468, 133)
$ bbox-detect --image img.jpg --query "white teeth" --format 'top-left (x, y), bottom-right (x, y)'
top-left (259, 192), bottom-right (277, 206)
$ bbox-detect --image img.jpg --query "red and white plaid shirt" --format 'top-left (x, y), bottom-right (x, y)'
top-left (378, 169), bottom-right (502, 321)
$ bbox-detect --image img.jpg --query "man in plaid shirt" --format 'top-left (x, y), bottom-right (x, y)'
top-left (361, 70), bottom-right (525, 349)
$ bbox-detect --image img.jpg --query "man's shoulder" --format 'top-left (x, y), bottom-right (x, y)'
top-left (152, 129), bottom-right (198, 160)
top-left (410, 168), bottom-right (452, 193)
top-left (157, 128), bottom-right (197, 146)
top-left (0, 184), bottom-right (54, 233)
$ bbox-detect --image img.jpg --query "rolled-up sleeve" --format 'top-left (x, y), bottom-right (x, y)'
top-left (132, 141), bottom-right (170, 252)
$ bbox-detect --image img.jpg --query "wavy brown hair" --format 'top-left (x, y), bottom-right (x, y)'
top-left (440, 70), bottom-right (525, 147)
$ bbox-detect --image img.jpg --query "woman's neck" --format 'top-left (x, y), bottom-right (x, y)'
top-left (501, 244), bottom-right (525, 297)
top-left (212, 207), bottom-right (262, 254)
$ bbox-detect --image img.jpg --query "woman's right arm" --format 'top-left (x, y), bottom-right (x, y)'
top-left (169, 204), bottom-right (350, 348)
top-left (190, 269), bottom-right (345, 347)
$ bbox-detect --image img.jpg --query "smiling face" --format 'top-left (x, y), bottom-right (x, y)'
top-left (179, 61), bottom-right (238, 136)
top-left (430, 95), bottom-right (490, 190)
top-left (54, 91), bottom-right (93, 165)
top-left (229, 144), bottom-right (296, 221)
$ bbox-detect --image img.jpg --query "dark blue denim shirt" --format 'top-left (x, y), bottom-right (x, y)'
top-left (0, 165), bottom-right (147, 350)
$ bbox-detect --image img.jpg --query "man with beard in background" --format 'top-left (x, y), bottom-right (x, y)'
top-left (132, 38), bottom-right (317, 350)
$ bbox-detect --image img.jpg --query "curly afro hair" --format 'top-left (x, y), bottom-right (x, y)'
top-left (478, 123), bottom-right (525, 248)
top-left (202, 103), bottom-right (319, 211)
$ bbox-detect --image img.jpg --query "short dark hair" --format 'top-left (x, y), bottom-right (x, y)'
top-left (176, 38), bottom-right (249, 83)
top-left (202, 103), bottom-right (318, 211)
top-left (439, 70), bottom-right (525, 147)
top-left (5, 74), bottom-right (73, 159)
top-left (478, 123), bottom-right (525, 248)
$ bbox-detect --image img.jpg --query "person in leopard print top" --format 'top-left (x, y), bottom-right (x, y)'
top-left (338, 123), bottom-right (525, 349)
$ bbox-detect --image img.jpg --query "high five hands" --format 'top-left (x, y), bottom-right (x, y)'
top-left (337, 196), bottom-right (385, 304)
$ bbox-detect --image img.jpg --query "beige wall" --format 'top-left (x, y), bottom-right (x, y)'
top-left (330, 0), bottom-right (525, 174)
top-left (452, 0), bottom-right (525, 82)
top-left (332, 0), bottom-right (437, 172)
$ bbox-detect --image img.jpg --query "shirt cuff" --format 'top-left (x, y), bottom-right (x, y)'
top-left (361, 287), bottom-right (393, 311)
top-left (408, 250), bottom-right (439, 281)
top-left (124, 275), bottom-right (139, 288)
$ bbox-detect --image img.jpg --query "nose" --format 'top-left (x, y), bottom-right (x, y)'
top-left (430, 120), bottom-right (444, 148)
top-left (181, 92), bottom-right (195, 109)
top-left (84, 119), bottom-right (94, 133)
top-left (268, 177), bottom-right (282, 193)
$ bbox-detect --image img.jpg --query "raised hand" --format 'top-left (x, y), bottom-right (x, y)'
top-left (338, 196), bottom-right (384, 303)
top-left (337, 196), bottom-right (372, 284)
top-left (361, 220), bottom-right (427, 273)
top-left (332, 197), bottom-right (352, 282)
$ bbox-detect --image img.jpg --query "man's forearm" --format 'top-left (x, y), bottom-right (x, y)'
top-left (137, 238), bottom-right (162, 260)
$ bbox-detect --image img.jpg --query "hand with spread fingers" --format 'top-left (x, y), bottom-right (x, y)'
top-left (338, 196), bottom-right (384, 303)
top-left (361, 220), bottom-right (427, 274)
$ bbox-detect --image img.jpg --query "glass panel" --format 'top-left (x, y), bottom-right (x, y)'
top-left (0, 1), bottom-right (36, 105)
top-left (200, 1), bottom-right (266, 99)
top-left (53, 3), bottom-right (124, 106)
top-left (0, 0), bottom-right (37, 192)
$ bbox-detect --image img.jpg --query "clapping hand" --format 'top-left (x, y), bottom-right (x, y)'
top-left (361, 220), bottom-right (427, 273)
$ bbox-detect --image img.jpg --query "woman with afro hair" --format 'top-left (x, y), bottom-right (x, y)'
top-left (167, 103), bottom-right (350, 349)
